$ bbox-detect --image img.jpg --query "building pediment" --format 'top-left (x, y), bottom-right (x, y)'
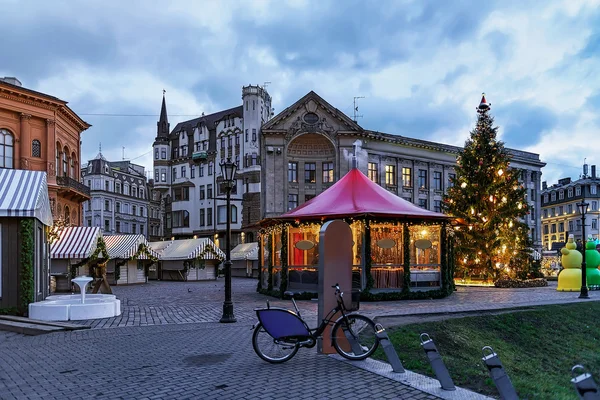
top-left (262, 91), bottom-right (363, 140)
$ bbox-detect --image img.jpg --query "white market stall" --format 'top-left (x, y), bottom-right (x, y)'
top-left (103, 234), bottom-right (159, 285)
top-left (231, 242), bottom-right (259, 278)
top-left (149, 238), bottom-right (224, 281)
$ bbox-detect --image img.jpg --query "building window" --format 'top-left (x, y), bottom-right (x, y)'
top-left (569, 221), bottom-right (574, 231)
top-left (434, 200), bottom-right (442, 213)
top-left (208, 162), bottom-right (213, 175)
top-left (418, 198), bottom-right (428, 209)
top-left (447, 173), bottom-right (455, 188)
top-left (323, 162), bottom-right (334, 183)
top-left (199, 164), bottom-right (204, 177)
top-left (155, 148), bottom-right (159, 159)
top-left (132, 205), bottom-right (137, 216)
top-left (191, 166), bottom-right (195, 178)
top-left (105, 180), bottom-right (109, 191)
top-left (567, 188), bottom-right (573, 198)
top-left (288, 194), bottom-right (298, 210)
top-left (207, 184), bottom-right (213, 200)
top-left (433, 171), bottom-right (442, 190)
top-left (551, 224), bottom-right (556, 234)
top-left (62, 147), bottom-right (68, 176)
top-left (304, 163), bottom-right (316, 183)
top-left (252, 129), bottom-right (257, 141)
top-left (207, 208), bottom-right (213, 226)
top-left (385, 165), bottom-right (396, 186)
top-left (245, 129), bottom-right (248, 142)
top-left (131, 223), bottom-right (136, 234)
top-left (140, 207), bottom-right (144, 217)
top-left (172, 210), bottom-right (190, 228)
top-left (181, 166), bottom-right (186, 178)
top-left (155, 170), bottom-right (159, 181)
top-left (593, 201), bottom-right (598, 211)
top-left (576, 186), bottom-right (581, 196)
top-left (31, 140), bottom-right (41, 158)
top-left (104, 219), bottom-right (110, 232)
top-left (161, 169), bottom-right (166, 182)
top-left (172, 168), bottom-right (177, 181)
top-left (543, 194), bottom-right (549, 203)
top-left (104, 200), bottom-right (110, 211)
top-left (551, 192), bottom-right (556, 201)
top-left (116, 202), bottom-right (121, 213)
top-left (402, 167), bottom-right (412, 187)
top-left (559, 206), bottom-right (564, 215)
top-left (559, 222), bottom-right (565, 232)
top-left (418, 170), bottom-right (428, 189)
top-left (592, 185), bottom-right (598, 195)
top-left (593, 219), bottom-right (598, 230)
top-left (559, 190), bottom-right (564, 200)
top-left (217, 205), bottom-right (238, 224)
top-left (200, 185), bottom-right (205, 200)
top-left (368, 162), bottom-right (378, 183)
top-left (200, 209), bottom-right (205, 226)
top-left (305, 194), bottom-right (315, 202)
top-left (288, 162), bottom-right (298, 183)
top-left (160, 149), bottom-right (166, 159)
top-left (543, 225), bottom-right (549, 235)
top-left (181, 145), bottom-right (188, 157)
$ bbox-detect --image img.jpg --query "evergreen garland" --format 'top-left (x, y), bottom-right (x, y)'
top-left (19, 219), bottom-right (34, 314)
top-left (402, 224), bottom-right (411, 293)
top-left (267, 235), bottom-right (273, 291)
top-left (364, 219), bottom-right (373, 292)
top-left (280, 225), bottom-right (289, 298)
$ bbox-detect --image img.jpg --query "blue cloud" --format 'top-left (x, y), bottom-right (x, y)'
top-left (494, 102), bottom-right (559, 147)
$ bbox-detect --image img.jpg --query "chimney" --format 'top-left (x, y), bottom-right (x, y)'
top-left (0, 77), bottom-right (22, 87)
top-left (542, 181), bottom-right (547, 190)
top-left (584, 162), bottom-right (589, 178)
top-left (593, 165), bottom-right (596, 178)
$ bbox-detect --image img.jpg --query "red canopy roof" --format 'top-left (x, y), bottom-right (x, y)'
top-left (277, 168), bottom-right (449, 221)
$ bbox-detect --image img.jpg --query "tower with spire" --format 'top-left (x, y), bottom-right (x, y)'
top-left (153, 91), bottom-right (172, 192)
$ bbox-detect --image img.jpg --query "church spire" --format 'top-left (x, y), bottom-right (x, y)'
top-left (157, 90), bottom-right (170, 139)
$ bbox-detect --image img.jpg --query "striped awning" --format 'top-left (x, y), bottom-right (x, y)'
top-left (0, 169), bottom-right (53, 226)
top-left (231, 242), bottom-right (259, 261)
top-left (103, 234), bottom-right (160, 260)
top-left (51, 227), bottom-right (101, 259)
top-left (159, 238), bottom-right (225, 261)
top-left (147, 240), bottom-right (175, 255)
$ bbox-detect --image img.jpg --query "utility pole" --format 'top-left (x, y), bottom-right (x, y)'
top-left (122, 147), bottom-right (125, 161)
top-left (353, 96), bottom-right (365, 123)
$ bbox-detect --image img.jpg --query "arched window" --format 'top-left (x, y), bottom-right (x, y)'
top-left (0, 129), bottom-right (14, 169)
top-left (70, 152), bottom-right (76, 178)
top-left (62, 146), bottom-right (69, 177)
top-left (56, 142), bottom-right (61, 176)
top-left (32, 140), bottom-right (41, 158)
top-left (64, 206), bottom-right (70, 225)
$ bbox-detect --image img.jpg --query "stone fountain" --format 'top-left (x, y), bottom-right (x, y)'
top-left (29, 275), bottom-right (121, 321)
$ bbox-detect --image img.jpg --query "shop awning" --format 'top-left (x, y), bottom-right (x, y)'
top-left (51, 227), bottom-right (101, 259)
top-left (147, 240), bottom-right (175, 255)
top-left (231, 242), bottom-right (259, 261)
top-left (159, 238), bottom-right (225, 261)
top-left (274, 168), bottom-right (449, 221)
top-left (104, 234), bottom-right (159, 260)
top-left (0, 169), bottom-right (53, 226)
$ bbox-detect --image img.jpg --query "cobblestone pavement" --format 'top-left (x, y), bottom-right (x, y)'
top-left (0, 322), bottom-right (440, 400)
top-left (72, 278), bottom-right (599, 329)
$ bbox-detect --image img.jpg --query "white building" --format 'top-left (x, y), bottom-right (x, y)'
top-left (82, 152), bottom-right (151, 236)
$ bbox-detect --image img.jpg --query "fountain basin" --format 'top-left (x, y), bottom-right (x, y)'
top-left (28, 294), bottom-right (121, 321)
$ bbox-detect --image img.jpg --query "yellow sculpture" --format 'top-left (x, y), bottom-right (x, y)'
top-left (557, 234), bottom-right (582, 291)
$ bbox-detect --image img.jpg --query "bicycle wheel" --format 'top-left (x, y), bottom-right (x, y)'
top-left (331, 314), bottom-right (379, 360)
top-left (252, 323), bottom-right (299, 363)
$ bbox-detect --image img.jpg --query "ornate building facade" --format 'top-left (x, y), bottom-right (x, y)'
top-left (153, 87), bottom-right (545, 250)
top-left (0, 77), bottom-right (91, 225)
top-left (82, 153), bottom-right (151, 237)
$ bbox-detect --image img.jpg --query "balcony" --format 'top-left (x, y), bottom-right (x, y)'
top-left (56, 176), bottom-right (91, 202)
top-left (192, 151), bottom-right (208, 162)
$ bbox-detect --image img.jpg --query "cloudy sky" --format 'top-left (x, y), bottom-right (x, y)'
top-left (1, 0), bottom-right (599, 184)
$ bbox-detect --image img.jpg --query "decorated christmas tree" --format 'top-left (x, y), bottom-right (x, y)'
top-left (444, 94), bottom-right (532, 281)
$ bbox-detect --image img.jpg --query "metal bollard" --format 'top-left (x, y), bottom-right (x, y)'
top-left (481, 346), bottom-right (518, 400)
top-left (571, 365), bottom-right (600, 400)
top-left (420, 333), bottom-right (456, 391)
top-left (375, 323), bottom-right (405, 373)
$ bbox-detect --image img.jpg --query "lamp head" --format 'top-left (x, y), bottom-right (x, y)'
top-left (577, 201), bottom-right (590, 215)
top-left (220, 158), bottom-right (237, 184)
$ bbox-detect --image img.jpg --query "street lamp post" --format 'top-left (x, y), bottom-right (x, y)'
top-left (220, 157), bottom-right (238, 323)
top-left (577, 201), bottom-right (590, 299)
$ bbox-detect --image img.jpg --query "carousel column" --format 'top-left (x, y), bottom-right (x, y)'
top-left (19, 113), bottom-right (31, 170)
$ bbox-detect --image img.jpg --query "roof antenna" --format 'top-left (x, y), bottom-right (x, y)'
top-left (99, 142), bottom-right (102, 153)
top-left (263, 81), bottom-right (271, 90)
top-left (122, 146), bottom-right (125, 161)
top-left (353, 96), bottom-right (364, 123)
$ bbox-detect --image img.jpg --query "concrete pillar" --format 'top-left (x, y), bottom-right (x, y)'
top-left (19, 113), bottom-right (31, 169)
top-left (46, 119), bottom-right (56, 184)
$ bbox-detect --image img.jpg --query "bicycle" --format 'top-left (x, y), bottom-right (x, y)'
top-left (252, 283), bottom-right (380, 363)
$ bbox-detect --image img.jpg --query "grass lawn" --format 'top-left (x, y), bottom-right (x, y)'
top-left (373, 302), bottom-right (600, 399)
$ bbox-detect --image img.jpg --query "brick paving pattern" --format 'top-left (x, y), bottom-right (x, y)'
top-left (0, 322), bottom-right (439, 400)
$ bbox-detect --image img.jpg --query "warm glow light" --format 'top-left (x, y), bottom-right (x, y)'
top-left (469, 225), bottom-right (473, 230)
top-left (489, 195), bottom-right (494, 202)
top-left (421, 229), bottom-right (428, 236)
top-left (502, 196), bottom-right (507, 203)
top-left (509, 221), bottom-right (513, 228)
top-left (498, 169), bottom-right (504, 176)
top-left (471, 207), bottom-right (475, 215)
top-left (517, 203), bottom-right (522, 209)
top-left (461, 182), bottom-right (467, 188)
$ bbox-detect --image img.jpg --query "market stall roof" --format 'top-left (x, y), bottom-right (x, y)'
top-left (231, 242), bottom-right (259, 261)
top-left (271, 168), bottom-right (450, 221)
top-left (147, 240), bottom-right (175, 255)
top-left (51, 227), bottom-right (101, 259)
top-left (0, 169), bottom-right (53, 226)
top-left (157, 238), bottom-right (225, 261)
top-left (103, 234), bottom-right (159, 259)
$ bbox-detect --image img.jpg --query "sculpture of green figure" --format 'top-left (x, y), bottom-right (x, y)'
top-left (557, 234), bottom-right (582, 291)
top-left (585, 237), bottom-right (600, 287)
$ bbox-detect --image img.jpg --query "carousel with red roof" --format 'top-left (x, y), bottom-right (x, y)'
top-left (258, 164), bottom-right (456, 299)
